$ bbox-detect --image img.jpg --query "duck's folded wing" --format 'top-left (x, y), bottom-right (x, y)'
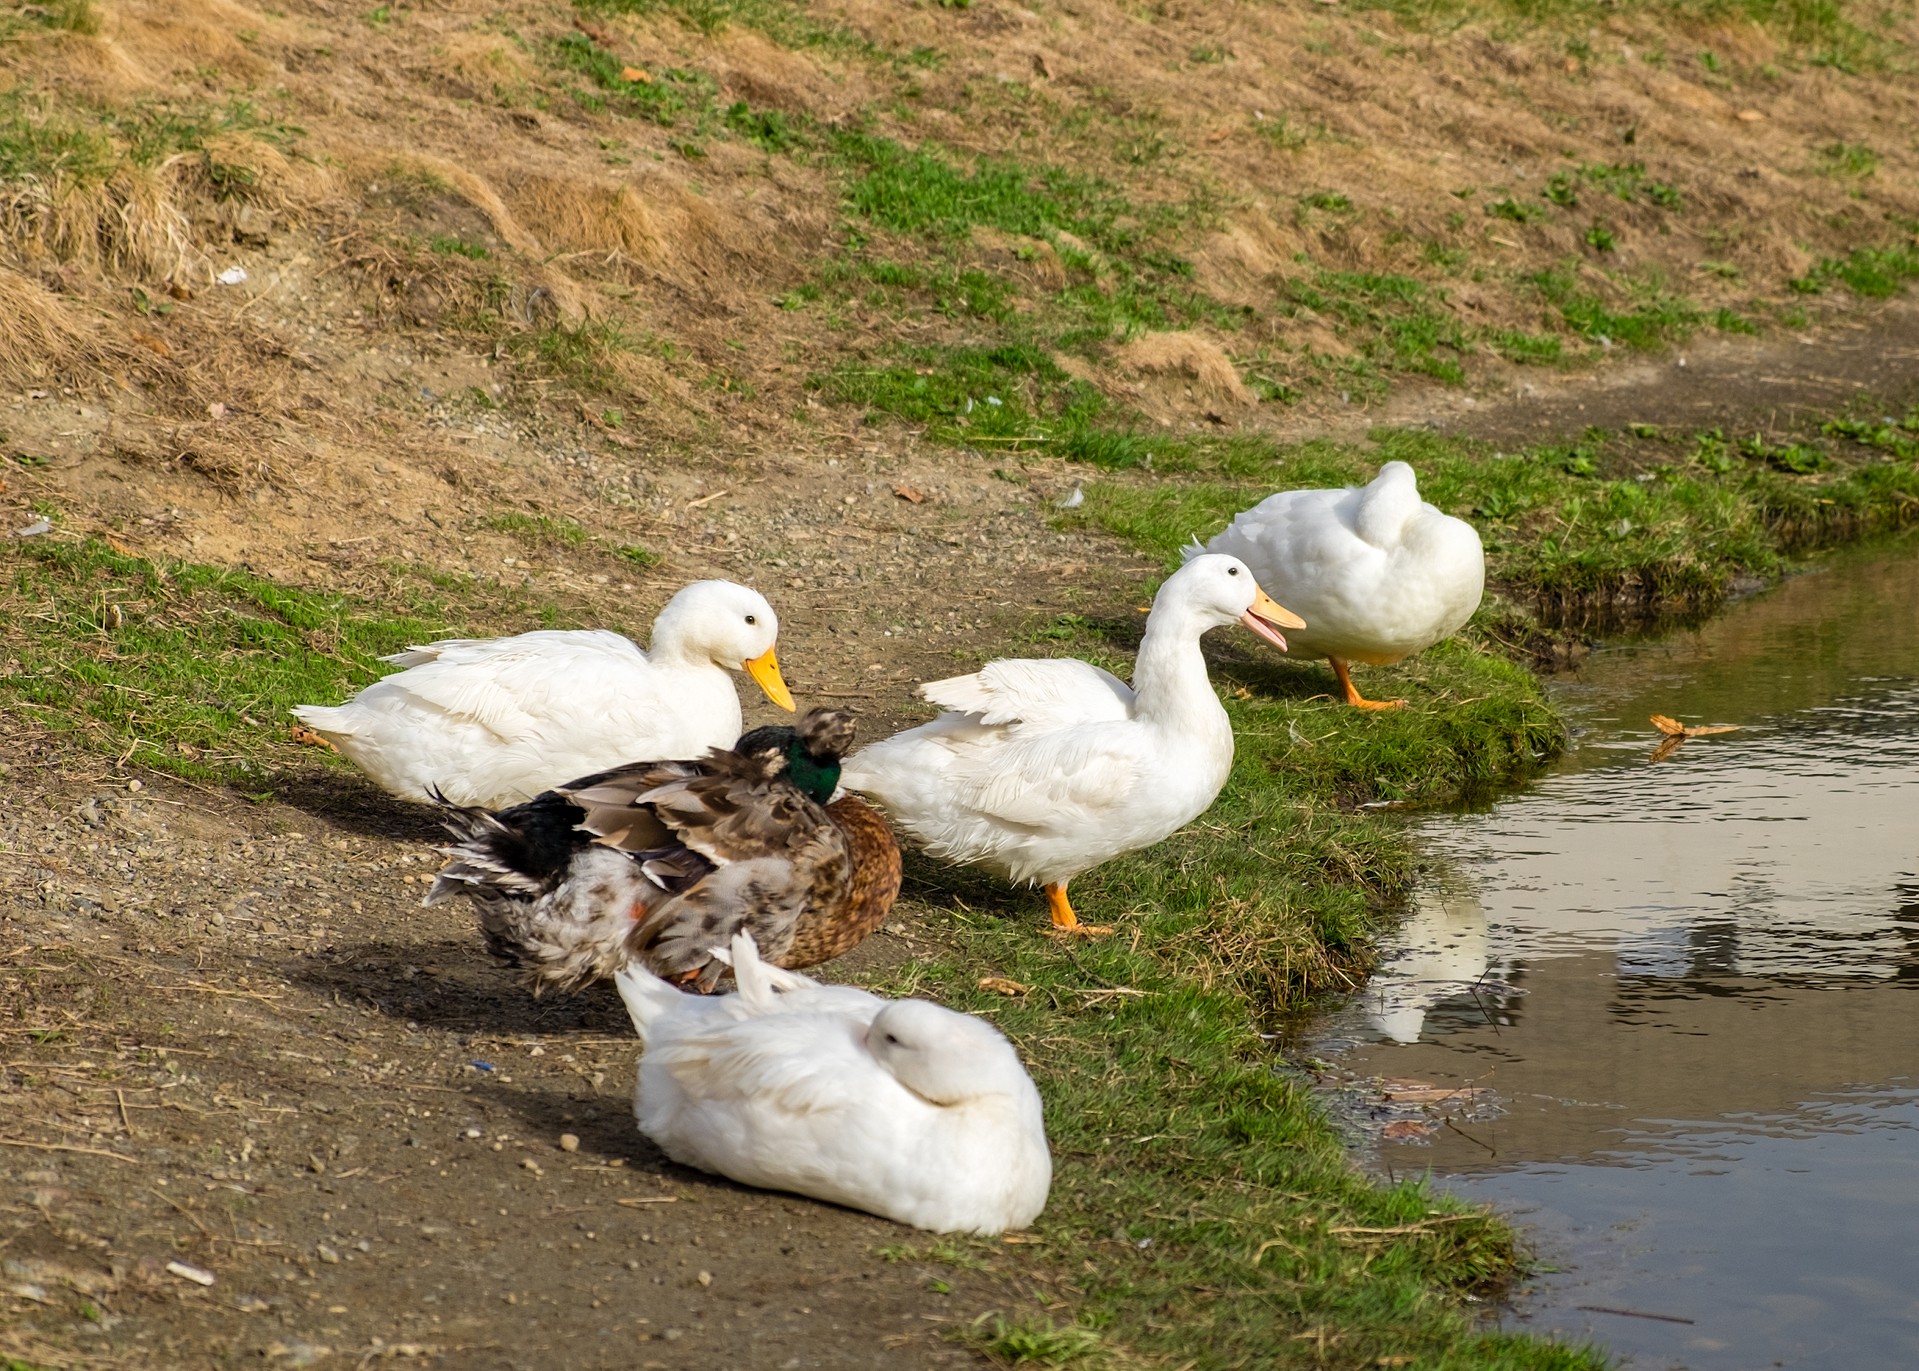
top-left (372, 631), bottom-right (645, 738)
top-left (653, 1015), bottom-right (880, 1115)
top-left (938, 725), bottom-right (1144, 830)
top-left (921, 658), bottom-right (1134, 729)
top-left (562, 755), bottom-right (854, 985)
top-left (560, 753), bottom-right (830, 867)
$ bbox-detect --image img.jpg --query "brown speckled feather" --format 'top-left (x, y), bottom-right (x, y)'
top-left (556, 750), bottom-right (850, 991)
top-left (429, 709), bottom-right (901, 996)
top-left (782, 794), bottom-right (902, 969)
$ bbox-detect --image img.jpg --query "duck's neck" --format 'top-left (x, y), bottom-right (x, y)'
top-left (645, 609), bottom-right (707, 670)
top-left (1130, 605), bottom-right (1224, 733)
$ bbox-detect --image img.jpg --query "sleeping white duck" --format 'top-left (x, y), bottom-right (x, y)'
top-left (837, 554), bottom-right (1304, 934)
top-left (1196, 461), bottom-right (1484, 709)
top-left (292, 580), bottom-right (793, 808)
top-left (616, 931), bottom-right (1051, 1235)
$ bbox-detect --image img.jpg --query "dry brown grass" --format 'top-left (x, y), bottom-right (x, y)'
top-left (0, 266), bottom-right (105, 388)
top-left (1114, 330), bottom-right (1256, 410)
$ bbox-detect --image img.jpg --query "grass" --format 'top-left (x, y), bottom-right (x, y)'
top-left (1791, 238), bottom-right (1919, 298)
top-left (1351, 0), bottom-right (1895, 69)
top-left (0, 539), bottom-right (575, 787)
top-left (0, 87), bottom-right (298, 184)
top-left (481, 510), bottom-right (592, 548)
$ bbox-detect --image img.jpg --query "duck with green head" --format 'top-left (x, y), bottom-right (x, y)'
top-left (425, 708), bottom-right (902, 993)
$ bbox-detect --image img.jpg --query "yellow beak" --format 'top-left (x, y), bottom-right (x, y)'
top-left (1241, 584), bottom-right (1306, 651)
top-left (743, 646), bottom-right (796, 712)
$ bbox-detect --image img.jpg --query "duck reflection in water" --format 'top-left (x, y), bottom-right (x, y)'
top-left (1364, 887), bottom-right (1491, 1044)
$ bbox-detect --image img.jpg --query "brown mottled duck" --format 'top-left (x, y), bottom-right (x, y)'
top-left (424, 708), bottom-right (901, 993)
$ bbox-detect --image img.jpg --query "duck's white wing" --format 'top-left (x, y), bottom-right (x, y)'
top-left (951, 721), bottom-right (1144, 828)
top-left (920, 658), bottom-right (1134, 729)
top-left (649, 1012), bottom-right (884, 1112)
top-left (365, 630), bottom-right (647, 737)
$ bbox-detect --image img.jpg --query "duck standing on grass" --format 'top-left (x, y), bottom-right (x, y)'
top-left (1195, 460), bottom-right (1484, 709)
top-left (838, 554), bottom-right (1304, 935)
top-left (424, 708), bottom-right (901, 993)
top-left (617, 930), bottom-right (1051, 1235)
top-left (293, 580), bottom-right (795, 808)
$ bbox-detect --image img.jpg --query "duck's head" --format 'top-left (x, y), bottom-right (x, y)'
top-left (653, 580), bottom-right (795, 712)
top-left (866, 999), bottom-right (1027, 1105)
top-left (734, 707), bottom-right (856, 804)
top-left (1160, 553), bottom-right (1305, 651)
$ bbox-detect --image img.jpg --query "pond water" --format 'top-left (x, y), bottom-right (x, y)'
top-left (1297, 532), bottom-right (1919, 1369)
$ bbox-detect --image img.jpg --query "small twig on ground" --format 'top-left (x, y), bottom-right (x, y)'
top-left (0, 1137), bottom-right (139, 1164)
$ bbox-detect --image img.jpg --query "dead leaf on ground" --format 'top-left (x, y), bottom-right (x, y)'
top-left (977, 976), bottom-right (1030, 996)
top-left (891, 484), bottom-right (925, 504)
top-left (132, 332), bottom-right (172, 358)
top-left (621, 66), bottom-right (652, 84)
top-left (290, 724), bottom-right (337, 751)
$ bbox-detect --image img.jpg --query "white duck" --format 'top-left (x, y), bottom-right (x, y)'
top-left (293, 580), bottom-right (794, 808)
top-left (1197, 461), bottom-right (1484, 709)
top-left (616, 932), bottom-right (1051, 1235)
top-left (837, 554), bottom-right (1304, 934)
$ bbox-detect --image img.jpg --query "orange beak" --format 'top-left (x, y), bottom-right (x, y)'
top-left (743, 646), bottom-right (796, 711)
top-left (1240, 585), bottom-right (1305, 651)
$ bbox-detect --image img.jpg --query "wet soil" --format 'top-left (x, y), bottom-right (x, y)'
top-left (1390, 294), bottom-right (1919, 445)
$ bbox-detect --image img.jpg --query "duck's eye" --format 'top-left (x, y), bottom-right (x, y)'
top-left (745, 614), bottom-right (757, 625)
top-left (883, 1033), bottom-right (899, 1046)
top-left (1227, 566), bottom-right (1240, 576)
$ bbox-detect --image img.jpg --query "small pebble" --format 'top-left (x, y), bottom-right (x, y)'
top-left (558, 1133), bottom-right (580, 1153)
top-left (696, 1270), bottom-right (713, 1288)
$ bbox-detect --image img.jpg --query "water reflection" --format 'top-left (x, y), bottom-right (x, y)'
top-left (1301, 532), bottom-right (1919, 1369)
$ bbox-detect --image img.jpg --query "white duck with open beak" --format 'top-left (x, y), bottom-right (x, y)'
top-left (839, 554), bottom-right (1304, 933)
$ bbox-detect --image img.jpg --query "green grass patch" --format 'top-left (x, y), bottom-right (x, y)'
top-left (480, 511), bottom-right (592, 548)
top-left (1350, 0), bottom-right (1892, 69)
top-left (1790, 238), bottom-right (1919, 298)
top-left (575, 0), bottom-right (870, 53)
top-left (510, 320), bottom-right (638, 393)
top-left (0, 539), bottom-right (574, 787)
top-left (1526, 264), bottom-right (1700, 349)
top-left (0, 88), bottom-right (300, 185)
top-left (1281, 270), bottom-right (1471, 382)
top-left (550, 32), bottom-right (724, 131)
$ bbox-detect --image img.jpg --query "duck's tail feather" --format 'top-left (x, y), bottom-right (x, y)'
top-left (1179, 533), bottom-right (1209, 562)
top-left (426, 792), bottom-right (651, 995)
top-left (424, 790), bottom-right (585, 910)
top-left (725, 930), bottom-right (820, 1009)
top-left (613, 963), bottom-right (682, 1042)
top-left (290, 703), bottom-right (352, 738)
